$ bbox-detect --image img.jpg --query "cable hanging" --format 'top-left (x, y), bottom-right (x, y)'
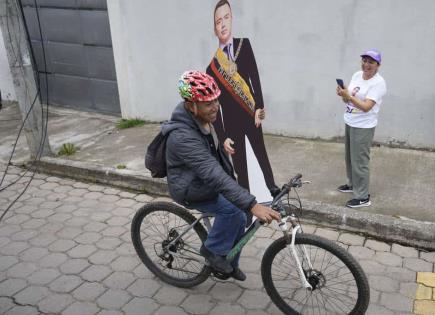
top-left (0, 0), bottom-right (50, 222)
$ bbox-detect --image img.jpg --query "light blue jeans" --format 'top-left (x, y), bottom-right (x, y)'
top-left (191, 194), bottom-right (247, 267)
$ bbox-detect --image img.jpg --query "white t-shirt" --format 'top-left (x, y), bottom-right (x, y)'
top-left (344, 71), bottom-right (387, 128)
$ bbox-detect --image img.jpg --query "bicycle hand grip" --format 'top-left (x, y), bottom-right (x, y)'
top-left (290, 173), bottom-right (303, 187)
top-left (293, 173), bottom-right (302, 181)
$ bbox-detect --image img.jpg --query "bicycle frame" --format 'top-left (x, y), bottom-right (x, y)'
top-left (226, 219), bottom-right (262, 261)
top-left (163, 190), bottom-right (314, 289)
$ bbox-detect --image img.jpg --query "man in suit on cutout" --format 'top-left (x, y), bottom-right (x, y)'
top-left (206, 0), bottom-right (279, 201)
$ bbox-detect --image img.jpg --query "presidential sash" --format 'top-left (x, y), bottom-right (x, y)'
top-left (209, 40), bottom-right (256, 117)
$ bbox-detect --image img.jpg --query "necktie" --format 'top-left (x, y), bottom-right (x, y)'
top-left (223, 44), bottom-right (232, 61)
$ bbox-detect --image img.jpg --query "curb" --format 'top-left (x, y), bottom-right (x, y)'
top-left (33, 157), bottom-right (435, 250)
top-left (33, 157), bottom-right (167, 196)
top-left (300, 200), bottom-right (435, 250)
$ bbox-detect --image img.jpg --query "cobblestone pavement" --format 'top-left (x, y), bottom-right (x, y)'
top-left (0, 167), bottom-right (435, 315)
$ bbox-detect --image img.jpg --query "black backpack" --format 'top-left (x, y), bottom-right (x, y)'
top-left (145, 131), bottom-right (170, 178)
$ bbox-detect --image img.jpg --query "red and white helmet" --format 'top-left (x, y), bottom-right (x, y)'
top-left (178, 70), bottom-right (221, 102)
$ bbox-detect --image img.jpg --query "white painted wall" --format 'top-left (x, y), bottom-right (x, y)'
top-left (108, 0), bottom-right (435, 149)
top-left (0, 26), bottom-right (16, 101)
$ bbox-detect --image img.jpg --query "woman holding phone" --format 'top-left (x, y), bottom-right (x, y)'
top-left (336, 49), bottom-right (387, 208)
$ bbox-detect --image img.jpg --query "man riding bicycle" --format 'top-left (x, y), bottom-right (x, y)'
top-left (162, 70), bottom-right (281, 281)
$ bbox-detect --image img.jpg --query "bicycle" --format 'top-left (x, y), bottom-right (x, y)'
top-left (131, 174), bottom-right (370, 314)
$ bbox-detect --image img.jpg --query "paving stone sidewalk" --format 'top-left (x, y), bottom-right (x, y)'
top-left (0, 166), bottom-right (434, 314)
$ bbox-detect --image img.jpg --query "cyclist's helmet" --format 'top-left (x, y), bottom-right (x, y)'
top-left (178, 70), bottom-right (221, 102)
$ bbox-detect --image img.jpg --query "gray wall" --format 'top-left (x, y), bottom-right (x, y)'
top-left (22, 0), bottom-right (120, 114)
top-left (108, 0), bottom-right (435, 149)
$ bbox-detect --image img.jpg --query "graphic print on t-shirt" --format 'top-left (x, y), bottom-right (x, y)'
top-left (346, 87), bottom-right (361, 114)
top-left (343, 71), bottom-right (386, 128)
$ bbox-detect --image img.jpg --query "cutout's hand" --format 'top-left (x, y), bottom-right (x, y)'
top-left (255, 109), bottom-right (265, 128)
top-left (223, 138), bottom-right (235, 155)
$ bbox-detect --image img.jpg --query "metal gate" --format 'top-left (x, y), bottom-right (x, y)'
top-left (21, 0), bottom-right (120, 114)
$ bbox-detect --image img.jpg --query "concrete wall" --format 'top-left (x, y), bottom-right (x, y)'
top-left (108, 0), bottom-right (435, 149)
top-left (0, 26), bottom-right (16, 101)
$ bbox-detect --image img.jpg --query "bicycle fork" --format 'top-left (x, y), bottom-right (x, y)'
top-left (279, 217), bottom-right (313, 290)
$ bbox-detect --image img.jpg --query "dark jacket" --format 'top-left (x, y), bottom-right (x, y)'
top-left (161, 102), bottom-right (256, 211)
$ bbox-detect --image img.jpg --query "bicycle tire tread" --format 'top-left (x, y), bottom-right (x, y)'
top-left (261, 233), bottom-right (370, 315)
top-left (131, 201), bottom-right (211, 288)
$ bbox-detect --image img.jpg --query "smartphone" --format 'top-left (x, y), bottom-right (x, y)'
top-left (336, 79), bottom-right (345, 89)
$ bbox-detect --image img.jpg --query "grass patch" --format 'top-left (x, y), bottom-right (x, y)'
top-left (116, 164), bottom-right (126, 169)
top-left (116, 118), bottom-right (145, 129)
top-left (58, 143), bottom-right (77, 156)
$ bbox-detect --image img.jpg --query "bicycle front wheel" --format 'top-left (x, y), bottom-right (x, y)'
top-left (131, 202), bottom-right (211, 288)
top-left (261, 234), bottom-right (369, 315)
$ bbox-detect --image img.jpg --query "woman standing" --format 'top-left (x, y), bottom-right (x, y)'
top-left (336, 49), bottom-right (387, 208)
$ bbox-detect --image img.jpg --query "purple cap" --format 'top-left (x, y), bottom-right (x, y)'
top-left (360, 49), bottom-right (381, 64)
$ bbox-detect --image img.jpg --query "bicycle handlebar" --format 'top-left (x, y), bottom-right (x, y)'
top-left (290, 173), bottom-right (303, 187)
top-left (271, 173), bottom-right (304, 206)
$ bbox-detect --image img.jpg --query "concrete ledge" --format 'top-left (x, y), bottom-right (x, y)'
top-left (33, 157), bottom-right (167, 196)
top-left (33, 157), bottom-right (435, 250)
top-left (300, 200), bottom-right (435, 250)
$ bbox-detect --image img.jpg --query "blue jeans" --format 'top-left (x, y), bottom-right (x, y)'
top-left (191, 194), bottom-right (247, 267)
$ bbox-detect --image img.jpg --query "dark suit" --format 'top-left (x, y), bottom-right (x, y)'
top-left (206, 38), bottom-right (275, 192)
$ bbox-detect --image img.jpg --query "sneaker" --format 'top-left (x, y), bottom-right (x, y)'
top-left (346, 195), bottom-right (371, 208)
top-left (230, 267), bottom-right (246, 281)
top-left (200, 245), bottom-right (233, 274)
top-left (338, 184), bottom-right (353, 193)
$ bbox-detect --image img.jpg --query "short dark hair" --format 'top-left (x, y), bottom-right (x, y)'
top-left (214, 0), bottom-right (231, 21)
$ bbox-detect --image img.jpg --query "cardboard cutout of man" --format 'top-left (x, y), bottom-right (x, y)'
top-left (206, 0), bottom-right (278, 197)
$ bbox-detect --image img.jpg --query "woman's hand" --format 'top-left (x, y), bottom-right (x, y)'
top-left (337, 86), bottom-right (375, 112)
top-left (255, 108), bottom-right (265, 128)
top-left (337, 86), bottom-right (350, 102)
top-left (223, 138), bottom-right (235, 155)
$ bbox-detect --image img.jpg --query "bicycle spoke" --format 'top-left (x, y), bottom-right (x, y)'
top-left (266, 235), bottom-right (365, 315)
top-left (135, 207), bottom-right (207, 281)
top-left (318, 289), bottom-right (354, 313)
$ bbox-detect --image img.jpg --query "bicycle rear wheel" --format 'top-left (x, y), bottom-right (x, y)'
top-left (261, 234), bottom-right (369, 315)
top-left (131, 202), bottom-right (211, 288)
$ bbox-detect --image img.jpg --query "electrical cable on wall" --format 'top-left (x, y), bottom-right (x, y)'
top-left (0, 92), bottom-right (39, 192)
top-left (0, 0), bottom-right (41, 189)
top-left (0, 0), bottom-right (50, 222)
